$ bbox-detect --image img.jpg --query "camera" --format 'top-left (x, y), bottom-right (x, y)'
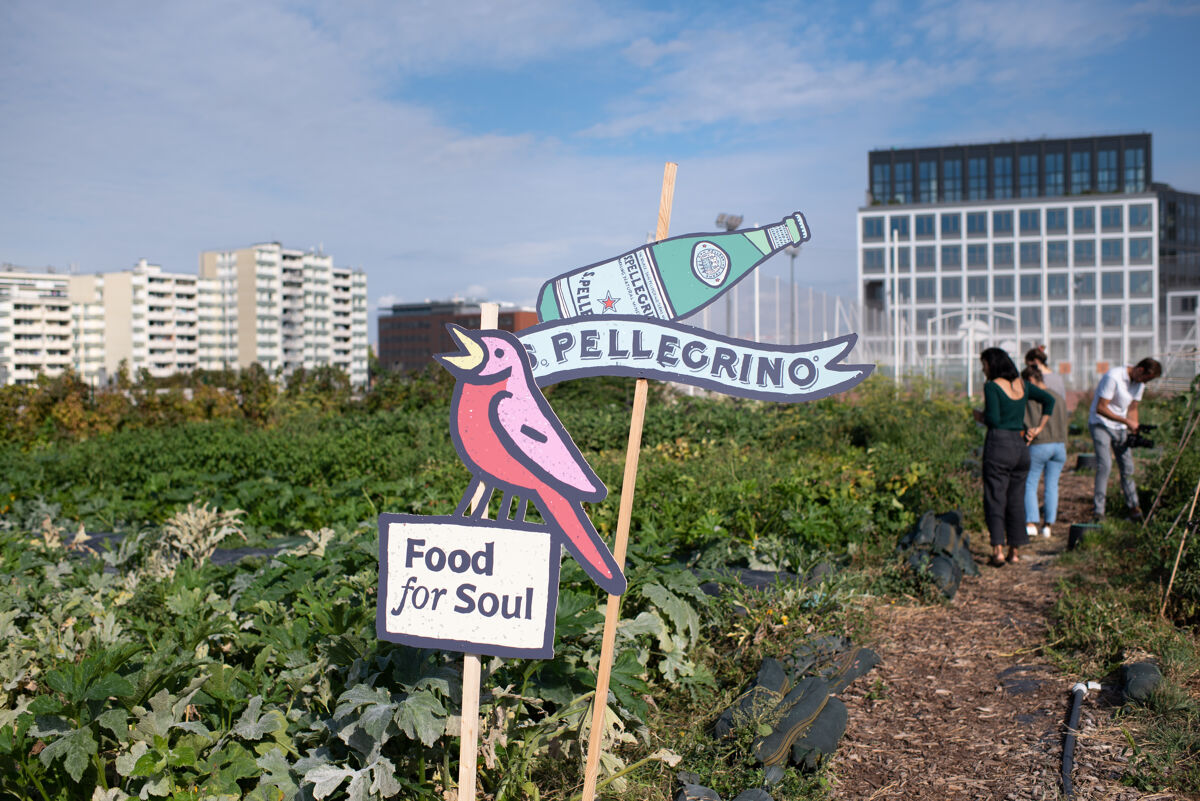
top-left (1128, 423), bottom-right (1156, 449)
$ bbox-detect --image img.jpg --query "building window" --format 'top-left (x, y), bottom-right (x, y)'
top-left (994, 242), bottom-right (1014, 268)
top-left (995, 307), bottom-right (1015, 332)
top-left (1075, 272), bottom-right (1096, 298)
top-left (1100, 205), bottom-right (1123, 231)
top-left (1075, 304), bottom-right (1096, 329)
top-left (1020, 209), bottom-right (1040, 235)
top-left (1071, 151), bottom-right (1091, 193)
top-left (942, 276), bottom-right (962, 302)
top-left (1129, 270), bottom-right (1153, 296)
top-left (916, 277), bottom-right (936, 302)
top-left (897, 278), bottom-right (910, 300)
top-left (1073, 206), bottom-right (1095, 232)
top-left (1074, 240), bottom-right (1095, 267)
top-left (1047, 273), bottom-right (1069, 299)
top-left (967, 276), bottom-right (988, 301)
top-left (967, 244), bottom-right (988, 269)
top-left (968, 157), bottom-right (987, 200)
top-left (915, 214), bottom-right (935, 237)
top-left (863, 217), bottom-right (884, 240)
top-left (916, 246), bottom-right (936, 270)
top-left (1129, 204), bottom-right (1152, 229)
top-left (1101, 272), bottom-right (1124, 297)
top-left (1125, 147), bottom-right (1146, 192)
top-left (941, 213), bottom-right (961, 237)
top-left (1101, 239), bottom-right (1123, 265)
top-left (1049, 305), bottom-right (1069, 330)
top-left (1047, 241), bottom-right (1068, 266)
top-left (872, 163), bottom-right (890, 204)
top-left (941, 245), bottom-right (962, 269)
top-left (1020, 274), bottom-right (1041, 300)
top-left (919, 160), bottom-right (937, 202)
top-left (1020, 241), bottom-right (1041, 268)
top-left (1101, 305), bottom-right (1123, 327)
top-left (1103, 337), bottom-right (1123, 361)
top-left (1046, 208), bottom-right (1067, 232)
top-left (994, 275), bottom-right (1014, 300)
top-left (967, 211), bottom-right (987, 236)
top-left (1097, 149), bottom-right (1118, 192)
top-left (1021, 306), bottom-right (1042, 329)
top-left (1019, 154), bottom-right (1039, 197)
top-left (1129, 304), bottom-right (1153, 328)
top-left (890, 216), bottom-right (910, 239)
top-left (1045, 153), bottom-right (1065, 196)
top-left (944, 159), bottom-right (963, 201)
top-left (994, 156), bottom-right (1013, 199)
top-left (993, 210), bottom-right (1013, 235)
top-left (894, 162), bottom-right (913, 203)
top-left (1129, 238), bottom-right (1152, 264)
top-left (897, 247), bottom-right (911, 270)
top-left (863, 249), bottom-right (885, 273)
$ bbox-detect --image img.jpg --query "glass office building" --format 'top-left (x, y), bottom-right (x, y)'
top-left (857, 134), bottom-right (1200, 387)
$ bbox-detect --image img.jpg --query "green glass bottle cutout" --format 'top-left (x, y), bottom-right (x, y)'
top-left (536, 213), bottom-right (810, 323)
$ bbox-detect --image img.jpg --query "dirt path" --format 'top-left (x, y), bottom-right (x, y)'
top-left (827, 472), bottom-right (1175, 800)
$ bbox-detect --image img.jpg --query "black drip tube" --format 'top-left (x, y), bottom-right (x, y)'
top-left (1062, 681), bottom-right (1099, 799)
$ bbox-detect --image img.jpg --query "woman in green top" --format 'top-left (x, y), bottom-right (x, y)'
top-left (971, 348), bottom-right (1056, 566)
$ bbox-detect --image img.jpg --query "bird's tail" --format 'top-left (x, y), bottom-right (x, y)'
top-left (538, 489), bottom-right (627, 595)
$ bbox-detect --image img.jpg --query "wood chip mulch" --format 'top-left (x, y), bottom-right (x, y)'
top-left (827, 472), bottom-right (1185, 800)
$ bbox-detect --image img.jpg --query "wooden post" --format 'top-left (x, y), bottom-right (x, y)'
top-left (580, 162), bottom-right (676, 801)
top-left (1159, 472), bottom-right (1200, 619)
top-left (458, 302), bottom-right (499, 799)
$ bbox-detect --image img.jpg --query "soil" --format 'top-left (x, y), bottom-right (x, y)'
top-left (827, 471), bottom-right (1178, 800)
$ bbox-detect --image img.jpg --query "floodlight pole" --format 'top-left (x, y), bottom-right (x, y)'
top-left (786, 245), bottom-right (799, 344)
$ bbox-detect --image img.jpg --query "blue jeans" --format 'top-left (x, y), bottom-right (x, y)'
top-left (1025, 442), bottom-right (1067, 524)
top-left (1090, 423), bottom-right (1137, 517)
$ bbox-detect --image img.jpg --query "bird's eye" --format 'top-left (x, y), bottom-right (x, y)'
top-left (494, 348), bottom-right (505, 358)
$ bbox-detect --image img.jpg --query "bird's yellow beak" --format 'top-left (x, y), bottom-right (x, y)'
top-left (442, 325), bottom-right (484, 371)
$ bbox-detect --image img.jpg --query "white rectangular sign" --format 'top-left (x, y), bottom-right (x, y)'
top-left (376, 514), bottom-right (561, 659)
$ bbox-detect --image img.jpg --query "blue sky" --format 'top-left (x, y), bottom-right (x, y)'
top-left (2, 0), bottom-right (1198, 342)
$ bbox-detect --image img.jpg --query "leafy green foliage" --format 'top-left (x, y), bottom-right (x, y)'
top-left (0, 372), bottom-right (980, 799)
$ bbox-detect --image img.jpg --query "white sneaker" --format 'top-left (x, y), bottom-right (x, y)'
top-left (1041, 525), bottom-right (1052, 538)
top-left (1026, 523), bottom-right (1038, 539)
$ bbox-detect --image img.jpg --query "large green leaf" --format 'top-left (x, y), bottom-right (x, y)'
top-left (38, 726), bottom-right (97, 782)
top-left (392, 690), bottom-right (446, 748)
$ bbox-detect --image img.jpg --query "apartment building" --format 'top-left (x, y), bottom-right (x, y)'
top-left (68, 259), bottom-right (202, 380)
top-left (199, 243), bottom-right (368, 384)
top-left (857, 133), bottom-right (1200, 387)
top-left (0, 269), bottom-right (73, 385)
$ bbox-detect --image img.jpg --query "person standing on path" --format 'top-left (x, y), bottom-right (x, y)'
top-left (973, 348), bottom-right (1056, 566)
top-left (1021, 366), bottom-right (1068, 539)
top-left (1025, 345), bottom-right (1067, 400)
top-left (1087, 358), bottom-right (1162, 521)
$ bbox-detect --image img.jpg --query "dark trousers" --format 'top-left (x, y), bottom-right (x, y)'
top-left (983, 429), bottom-right (1031, 547)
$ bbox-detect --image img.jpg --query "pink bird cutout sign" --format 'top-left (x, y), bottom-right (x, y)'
top-left (376, 325), bottom-right (623, 659)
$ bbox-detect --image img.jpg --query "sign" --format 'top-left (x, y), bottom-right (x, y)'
top-left (377, 515), bottom-right (560, 659)
top-left (518, 315), bottom-right (869, 402)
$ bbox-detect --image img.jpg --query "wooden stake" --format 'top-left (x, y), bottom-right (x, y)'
top-left (1159, 472), bottom-right (1200, 619)
top-left (458, 302), bottom-right (498, 800)
top-left (1143, 409), bottom-right (1200, 528)
top-left (581, 162), bottom-right (676, 801)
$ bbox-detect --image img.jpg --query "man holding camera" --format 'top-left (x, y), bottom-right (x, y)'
top-left (1088, 358), bottom-right (1162, 521)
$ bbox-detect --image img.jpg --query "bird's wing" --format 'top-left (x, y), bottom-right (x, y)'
top-left (491, 389), bottom-right (604, 500)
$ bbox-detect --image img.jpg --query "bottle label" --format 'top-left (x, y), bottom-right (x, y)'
top-left (691, 241), bottom-right (730, 287)
top-left (552, 248), bottom-right (674, 320)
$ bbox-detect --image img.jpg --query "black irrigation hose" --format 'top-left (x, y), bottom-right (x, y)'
top-left (1062, 681), bottom-right (1099, 799)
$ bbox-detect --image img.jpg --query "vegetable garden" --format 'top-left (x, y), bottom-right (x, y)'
top-left (1, 367), bottom-right (1197, 799)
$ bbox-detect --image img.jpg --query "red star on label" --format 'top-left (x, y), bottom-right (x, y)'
top-left (600, 292), bottom-right (619, 312)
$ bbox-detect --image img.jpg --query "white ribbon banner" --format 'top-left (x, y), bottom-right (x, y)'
top-left (517, 315), bottom-right (873, 402)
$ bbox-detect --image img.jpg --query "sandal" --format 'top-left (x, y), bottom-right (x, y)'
top-left (988, 556), bottom-right (1007, 568)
